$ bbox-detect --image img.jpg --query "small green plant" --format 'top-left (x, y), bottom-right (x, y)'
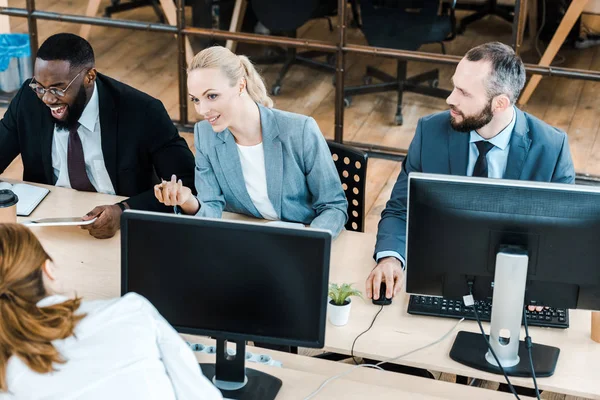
top-left (328, 283), bottom-right (362, 306)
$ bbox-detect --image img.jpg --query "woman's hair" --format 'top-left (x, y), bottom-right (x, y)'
top-left (189, 46), bottom-right (274, 108)
top-left (0, 224), bottom-right (84, 392)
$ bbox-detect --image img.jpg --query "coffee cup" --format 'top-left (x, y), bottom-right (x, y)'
top-left (0, 189), bottom-right (18, 223)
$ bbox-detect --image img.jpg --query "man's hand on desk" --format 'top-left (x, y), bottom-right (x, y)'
top-left (81, 204), bottom-right (123, 239)
top-left (366, 257), bottom-right (404, 300)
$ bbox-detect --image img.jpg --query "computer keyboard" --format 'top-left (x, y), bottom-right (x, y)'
top-left (407, 295), bottom-right (569, 329)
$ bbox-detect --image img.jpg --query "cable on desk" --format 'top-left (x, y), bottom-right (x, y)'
top-left (351, 304), bottom-right (384, 364)
top-left (468, 283), bottom-right (521, 400)
top-left (303, 317), bottom-right (464, 400)
top-left (522, 307), bottom-right (541, 400)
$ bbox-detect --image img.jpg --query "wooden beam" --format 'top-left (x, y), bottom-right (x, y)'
top-left (158, 0), bottom-right (193, 66)
top-left (1, 0), bottom-right (11, 33)
top-left (225, 0), bottom-right (248, 53)
top-left (79, 0), bottom-right (102, 39)
top-left (519, 0), bottom-right (589, 105)
top-left (79, 0), bottom-right (192, 66)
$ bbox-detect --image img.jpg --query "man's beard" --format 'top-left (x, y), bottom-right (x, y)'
top-left (54, 85), bottom-right (88, 131)
top-left (450, 99), bottom-right (494, 133)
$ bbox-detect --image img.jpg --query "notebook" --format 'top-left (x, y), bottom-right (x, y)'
top-left (0, 182), bottom-right (50, 216)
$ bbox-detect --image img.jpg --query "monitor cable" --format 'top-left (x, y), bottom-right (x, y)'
top-left (351, 304), bottom-right (384, 364)
top-left (467, 283), bottom-right (521, 400)
top-left (303, 317), bottom-right (464, 400)
top-left (522, 306), bottom-right (541, 400)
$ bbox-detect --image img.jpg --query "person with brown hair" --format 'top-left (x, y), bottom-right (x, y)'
top-left (154, 45), bottom-right (348, 238)
top-left (0, 223), bottom-right (221, 399)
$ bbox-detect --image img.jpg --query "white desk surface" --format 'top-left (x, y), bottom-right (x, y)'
top-left (17, 182), bottom-right (600, 399)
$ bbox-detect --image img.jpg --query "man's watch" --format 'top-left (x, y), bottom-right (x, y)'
top-left (116, 202), bottom-right (128, 212)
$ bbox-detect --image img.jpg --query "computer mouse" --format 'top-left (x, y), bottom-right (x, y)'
top-left (372, 282), bottom-right (392, 306)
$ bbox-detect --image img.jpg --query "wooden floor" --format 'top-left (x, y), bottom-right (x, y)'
top-left (3, 1), bottom-right (600, 235)
top-left (1, 2), bottom-right (599, 398)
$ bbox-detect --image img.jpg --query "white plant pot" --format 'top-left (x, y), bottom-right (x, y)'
top-left (328, 298), bottom-right (352, 326)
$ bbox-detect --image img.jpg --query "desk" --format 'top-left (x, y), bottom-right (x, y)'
top-left (19, 183), bottom-right (600, 399)
top-left (518, 0), bottom-right (600, 105)
top-left (185, 337), bottom-right (517, 399)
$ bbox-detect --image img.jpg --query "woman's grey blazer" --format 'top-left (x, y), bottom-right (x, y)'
top-left (192, 103), bottom-right (348, 238)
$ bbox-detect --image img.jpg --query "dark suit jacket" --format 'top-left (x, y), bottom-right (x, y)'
top-left (0, 73), bottom-right (195, 212)
top-left (375, 108), bottom-right (576, 260)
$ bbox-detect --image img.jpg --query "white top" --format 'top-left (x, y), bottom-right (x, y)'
top-left (51, 82), bottom-right (116, 195)
top-left (1, 293), bottom-right (222, 400)
top-left (467, 106), bottom-right (516, 178)
top-left (236, 142), bottom-right (278, 220)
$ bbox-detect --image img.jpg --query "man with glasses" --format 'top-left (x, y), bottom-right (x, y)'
top-left (0, 33), bottom-right (195, 239)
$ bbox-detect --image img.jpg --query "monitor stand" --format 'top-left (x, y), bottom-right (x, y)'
top-left (450, 246), bottom-right (560, 377)
top-left (199, 338), bottom-right (282, 400)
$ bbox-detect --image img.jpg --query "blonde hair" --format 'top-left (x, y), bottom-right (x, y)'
top-left (0, 224), bottom-right (85, 392)
top-left (189, 46), bottom-right (273, 108)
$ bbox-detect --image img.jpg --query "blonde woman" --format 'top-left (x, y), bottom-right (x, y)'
top-left (0, 223), bottom-right (221, 400)
top-left (154, 46), bottom-right (348, 238)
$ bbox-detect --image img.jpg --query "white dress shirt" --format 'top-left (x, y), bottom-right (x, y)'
top-left (376, 107), bottom-right (517, 268)
top-left (467, 106), bottom-right (516, 178)
top-left (51, 82), bottom-right (116, 194)
top-left (236, 142), bottom-right (279, 220)
top-left (1, 293), bottom-right (222, 400)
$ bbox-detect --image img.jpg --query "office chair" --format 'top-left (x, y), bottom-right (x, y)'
top-left (104, 0), bottom-right (166, 22)
top-left (344, 0), bottom-right (456, 125)
top-left (455, 0), bottom-right (513, 33)
top-left (250, 0), bottom-right (339, 96)
top-left (328, 141), bottom-right (368, 232)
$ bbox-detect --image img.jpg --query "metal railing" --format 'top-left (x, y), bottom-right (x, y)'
top-left (2, 0), bottom-right (599, 157)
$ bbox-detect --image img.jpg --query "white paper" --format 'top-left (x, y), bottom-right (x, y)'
top-left (0, 182), bottom-right (49, 216)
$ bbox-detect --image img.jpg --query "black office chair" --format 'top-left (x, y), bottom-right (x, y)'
top-left (328, 141), bottom-right (368, 233)
top-left (455, 0), bottom-right (513, 33)
top-left (104, 0), bottom-right (166, 21)
top-left (344, 0), bottom-right (456, 125)
top-left (251, 0), bottom-right (339, 96)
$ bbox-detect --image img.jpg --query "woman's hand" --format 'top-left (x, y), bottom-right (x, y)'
top-left (154, 175), bottom-right (200, 214)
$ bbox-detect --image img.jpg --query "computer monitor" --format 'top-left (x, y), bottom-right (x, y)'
top-left (406, 172), bottom-right (600, 377)
top-left (121, 211), bottom-right (332, 400)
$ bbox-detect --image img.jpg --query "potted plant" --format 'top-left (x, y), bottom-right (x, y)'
top-left (327, 283), bottom-right (362, 326)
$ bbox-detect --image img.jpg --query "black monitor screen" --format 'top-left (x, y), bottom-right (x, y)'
top-left (406, 173), bottom-right (600, 310)
top-left (121, 212), bottom-right (331, 348)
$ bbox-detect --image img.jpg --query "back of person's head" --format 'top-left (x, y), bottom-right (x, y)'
top-left (0, 224), bottom-right (84, 393)
top-left (189, 46), bottom-right (273, 108)
top-left (464, 42), bottom-right (526, 105)
top-left (36, 33), bottom-right (95, 70)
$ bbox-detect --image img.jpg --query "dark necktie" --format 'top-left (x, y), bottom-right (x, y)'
top-left (67, 124), bottom-right (96, 192)
top-left (472, 141), bottom-right (495, 178)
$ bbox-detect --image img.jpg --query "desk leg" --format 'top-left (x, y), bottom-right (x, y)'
top-left (518, 0), bottom-right (588, 105)
top-left (79, 0), bottom-right (103, 39)
top-left (159, 0), bottom-right (193, 66)
top-left (226, 0), bottom-right (247, 53)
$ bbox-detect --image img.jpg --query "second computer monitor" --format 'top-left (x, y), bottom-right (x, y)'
top-left (406, 172), bottom-right (600, 310)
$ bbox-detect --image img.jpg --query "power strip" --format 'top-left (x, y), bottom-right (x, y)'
top-left (187, 342), bottom-right (283, 368)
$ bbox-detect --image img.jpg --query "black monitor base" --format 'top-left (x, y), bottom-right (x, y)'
top-left (450, 331), bottom-right (560, 377)
top-left (200, 363), bottom-right (282, 400)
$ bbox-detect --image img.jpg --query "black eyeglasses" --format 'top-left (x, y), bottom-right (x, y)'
top-left (29, 69), bottom-right (87, 98)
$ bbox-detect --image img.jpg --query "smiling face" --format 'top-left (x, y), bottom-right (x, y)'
top-left (32, 59), bottom-right (95, 131)
top-left (446, 58), bottom-right (495, 133)
top-left (187, 67), bottom-right (244, 132)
